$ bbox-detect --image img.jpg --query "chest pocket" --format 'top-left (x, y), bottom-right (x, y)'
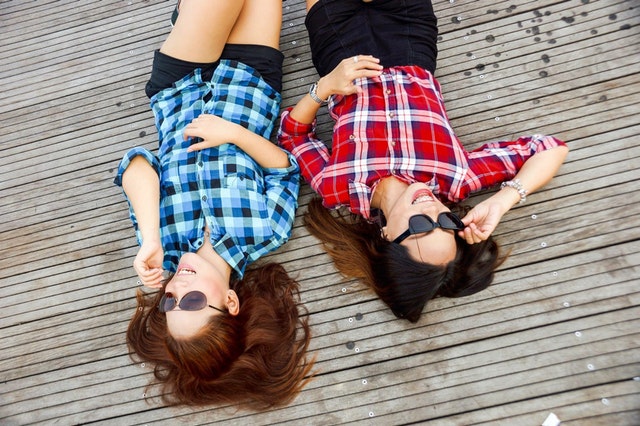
top-left (223, 173), bottom-right (259, 192)
top-left (221, 148), bottom-right (264, 193)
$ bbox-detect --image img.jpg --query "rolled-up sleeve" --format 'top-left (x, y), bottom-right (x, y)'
top-left (277, 108), bottom-right (330, 193)
top-left (262, 151), bottom-right (301, 245)
top-left (465, 134), bottom-right (566, 192)
top-left (113, 147), bottom-right (161, 187)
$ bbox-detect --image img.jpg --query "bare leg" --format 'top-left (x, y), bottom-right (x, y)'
top-left (161, 0), bottom-right (244, 63)
top-left (227, 0), bottom-right (282, 49)
top-left (160, 0), bottom-right (283, 63)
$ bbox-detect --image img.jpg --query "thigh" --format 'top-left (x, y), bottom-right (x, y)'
top-left (160, 0), bottom-right (245, 63)
top-left (227, 0), bottom-right (283, 50)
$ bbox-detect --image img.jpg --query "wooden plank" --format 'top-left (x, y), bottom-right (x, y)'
top-left (2, 243), bottom-right (637, 377)
top-left (16, 309), bottom-right (634, 425)
top-left (1, 0), bottom-right (639, 424)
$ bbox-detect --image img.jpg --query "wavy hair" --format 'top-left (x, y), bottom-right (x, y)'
top-left (126, 262), bottom-right (314, 410)
top-left (304, 197), bottom-right (505, 323)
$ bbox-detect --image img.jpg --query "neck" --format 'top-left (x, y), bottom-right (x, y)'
top-left (197, 227), bottom-right (233, 282)
top-left (371, 176), bottom-right (408, 217)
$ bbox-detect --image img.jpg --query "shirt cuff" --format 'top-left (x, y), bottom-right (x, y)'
top-left (113, 147), bottom-right (160, 186)
top-left (261, 150), bottom-right (300, 175)
top-left (280, 107), bottom-right (315, 136)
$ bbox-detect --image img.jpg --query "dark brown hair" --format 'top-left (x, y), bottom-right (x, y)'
top-left (304, 197), bottom-right (505, 322)
top-left (126, 262), bottom-right (314, 410)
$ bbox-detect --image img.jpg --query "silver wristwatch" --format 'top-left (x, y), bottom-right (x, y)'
top-left (309, 82), bottom-right (329, 104)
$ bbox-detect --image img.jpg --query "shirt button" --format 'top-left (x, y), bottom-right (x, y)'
top-left (202, 195), bottom-right (207, 202)
top-left (349, 134), bottom-right (355, 140)
top-left (390, 140), bottom-right (396, 146)
top-left (386, 89), bottom-right (391, 95)
top-left (389, 112), bottom-right (395, 118)
top-left (197, 161), bottom-right (203, 167)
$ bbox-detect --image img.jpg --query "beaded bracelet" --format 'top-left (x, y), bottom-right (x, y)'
top-left (500, 179), bottom-right (527, 204)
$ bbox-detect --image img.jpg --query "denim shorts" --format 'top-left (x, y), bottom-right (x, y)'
top-left (145, 44), bottom-right (284, 98)
top-left (306, 0), bottom-right (438, 76)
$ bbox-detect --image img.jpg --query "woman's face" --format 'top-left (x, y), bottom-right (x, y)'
top-left (383, 183), bottom-right (458, 265)
top-left (163, 252), bottom-right (238, 339)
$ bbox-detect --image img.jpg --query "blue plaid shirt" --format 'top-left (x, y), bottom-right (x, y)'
top-left (114, 60), bottom-right (300, 278)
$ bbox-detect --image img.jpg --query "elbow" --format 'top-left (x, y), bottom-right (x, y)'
top-left (557, 144), bottom-right (570, 162)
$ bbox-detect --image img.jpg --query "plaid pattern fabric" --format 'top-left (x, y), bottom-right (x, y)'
top-left (115, 60), bottom-right (300, 278)
top-left (278, 65), bottom-right (565, 219)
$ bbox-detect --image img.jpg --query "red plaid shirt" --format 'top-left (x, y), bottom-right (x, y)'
top-left (278, 66), bottom-right (566, 219)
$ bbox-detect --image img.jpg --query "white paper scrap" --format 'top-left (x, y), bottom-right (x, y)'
top-left (542, 412), bottom-right (561, 426)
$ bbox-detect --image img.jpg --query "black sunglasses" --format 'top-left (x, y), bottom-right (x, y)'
top-left (158, 291), bottom-right (227, 314)
top-left (393, 212), bottom-right (465, 244)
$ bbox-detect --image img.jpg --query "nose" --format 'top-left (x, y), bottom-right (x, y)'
top-left (419, 204), bottom-right (441, 217)
top-left (165, 276), bottom-right (191, 293)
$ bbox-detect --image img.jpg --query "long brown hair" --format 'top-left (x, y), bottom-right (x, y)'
top-left (304, 197), bottom-right (505, 322)
top-left (126, 262), bottom-right (314, 410)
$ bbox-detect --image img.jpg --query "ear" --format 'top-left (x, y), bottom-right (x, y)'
top-left (225, 289), bottom-right (240, 316)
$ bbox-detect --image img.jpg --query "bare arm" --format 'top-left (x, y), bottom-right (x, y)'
top-left (183, 114), bottom-right (291, 169)
top-left (288, 55), bottom-right (383, 125)
top-left (460, 145), bottom-right (569, 243)
top-left (121, 156), bottom-right (164, 287)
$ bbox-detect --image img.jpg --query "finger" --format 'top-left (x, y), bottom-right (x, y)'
top-left (142, 279), bottom-right (163, 289)
top-left (349, 55), bottom-right (380, 64)
top-left (460, 212), bottom-right (475, 226)
top-left (139, 274), bottom-right (163, 289)
top-left (360, 55), bottom-right (380, 62)
top-left (462, 226), bottom-right (475, 245)
top-left (183, 126), bottom-right (202, 140)
top-left (357, 59), bottom-right (384, 69)
top-left (147, 268), bottom-right (164, 280)
top-left (186, 142), bottom-right (208, 153)
top-left (355, 69), bottom-right (384, 80)
top-left (147, 273), bottom-right (164, 288)
top-left (182, 122), bottom-right (204, 138)
top-left (471, 222), bottom-right (491, 242)
top-left (342, 84), bottom-right (361, 96)
top-left (133, 261), bottom-right (146, 277)
top-left (476, 227), bottom-right (492, 241)
top-left (464, 223), bottom-right (482, 244)
top-left (134, 262), bottom-right (160, 279)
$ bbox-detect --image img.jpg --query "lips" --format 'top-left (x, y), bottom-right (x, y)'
top-left (176, 263), bottom-right (196, 275)
top-left (412, 189), bottom-right (434, 204)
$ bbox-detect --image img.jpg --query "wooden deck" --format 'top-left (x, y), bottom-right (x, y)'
top-left (1, 0), bottom-right (639, 424)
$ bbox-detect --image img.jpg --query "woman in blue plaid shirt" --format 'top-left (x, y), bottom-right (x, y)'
top-left (114, 0), bottom-right (313, 409)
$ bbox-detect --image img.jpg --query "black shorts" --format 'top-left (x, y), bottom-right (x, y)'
top-left (306, 0), bottom-right (438, 77)
top-left (145, 44), bottom-right (284, 98)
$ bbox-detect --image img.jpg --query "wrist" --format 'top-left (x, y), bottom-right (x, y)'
top-left (227, 121), bottom-right (244, 145)
top-left (141, 227), bottom-right (161, 243)
top-left (496, 187), bottom-right (522, 212)
top-left (500, 179), bottom-right (528, 204)
top-left (313, 78), bottom-right (331, 103)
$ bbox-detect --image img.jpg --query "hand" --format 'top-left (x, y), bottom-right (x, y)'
top-left (183, 114), bottom-right (239, 152)
top-left (458, 200), bottom-right (505, 244)
top-left (133, 237), bottom-right (165, 288)
top-left (317, 55), bottom-right (383, 98)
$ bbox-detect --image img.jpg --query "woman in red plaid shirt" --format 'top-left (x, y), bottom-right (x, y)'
top-left (278, 0), bottom-right (569, 322)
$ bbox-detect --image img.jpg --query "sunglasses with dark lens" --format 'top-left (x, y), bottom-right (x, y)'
top-left (158, 291), bottom-right (227, 314)
top-left (392, 212), bottom-right (465, 244)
